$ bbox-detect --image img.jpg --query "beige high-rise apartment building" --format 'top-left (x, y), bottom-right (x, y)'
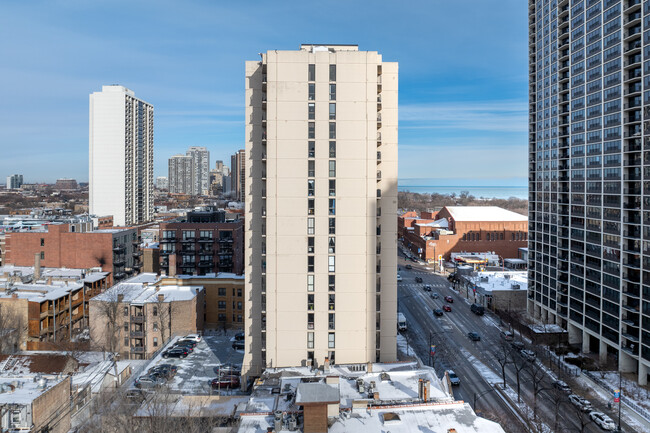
top-left (243, 45), bottom-right (398, 377)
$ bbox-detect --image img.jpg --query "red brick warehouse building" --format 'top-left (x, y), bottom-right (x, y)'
top-left (401, 206), bottom-right (528, 262)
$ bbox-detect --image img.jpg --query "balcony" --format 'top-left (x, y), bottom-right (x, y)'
top-left (130, 346), bottom-right (146, 353)
top-left (113, 245), bottom-right (125, 254)
top-left (160, 237), bottom-right (176, 243)
top-left (131, 315), bottom-right (145, 323)
top-left (130, 331), bottom-right (145, 338)
top-left (198, 237), bottom-right (214, 242)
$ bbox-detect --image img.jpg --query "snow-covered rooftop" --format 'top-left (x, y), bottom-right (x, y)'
top-left (0, 375), bottom-right (66, 405)
top-left (0, 281), bottom-right (84, 301)
top-left (92, 273), bottom-right (202, 304)
top-left (466, 271), bottom-right (528, 292)
top-left (445, 206), bottom-right (528, 222)
top-left (415, 218), bottom-right (449, 228)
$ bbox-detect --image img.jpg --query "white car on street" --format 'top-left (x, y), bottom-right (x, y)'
top-left (568, 394), bottom-right (592, 412)
top-left (397, 274), bottom-right (402, 282)
top-left (183, 334), bottom-right (202, 343)
top-left (589, 412), bottom-right (616, 431)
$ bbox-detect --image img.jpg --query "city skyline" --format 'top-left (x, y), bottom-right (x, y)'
top-left (0, 0), bottom-right (528, 184)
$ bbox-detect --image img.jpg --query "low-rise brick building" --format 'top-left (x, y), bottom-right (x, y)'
top-left (89, 273), bottom-right (205, 359)
top-left (403, 206), bottom-right (528, 263)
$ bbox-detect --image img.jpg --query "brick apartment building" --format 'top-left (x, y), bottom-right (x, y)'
top-left (402, 206), bottom-right (528, 262)
top-left (89, 273), bottom-right (205, 360)
top-left (159, 208), bottom-right (243, 276)
top-left (4, 223), bottom-right (140, 283)
top-left (159, 273), bottom-right (245, 330)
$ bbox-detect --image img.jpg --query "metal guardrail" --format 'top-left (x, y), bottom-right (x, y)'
top-left (584, 370), bottom-right (650, 422)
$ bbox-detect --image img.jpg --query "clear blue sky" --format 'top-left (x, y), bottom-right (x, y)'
top-left (0, 0), bottom-right (528, 185)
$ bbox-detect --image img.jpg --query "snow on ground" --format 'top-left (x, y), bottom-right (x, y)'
top-left (599, 372), bottom-right (650, 412)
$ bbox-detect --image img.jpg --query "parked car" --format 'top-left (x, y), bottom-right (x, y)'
top-left (520, 349), bottom-right (536, 362)
top-left (568, 394), bottom-right (593, 412)
top-left (443, 304), bottom-right (452, 312)
top-left (415, 276), bottom-right (423, 283)
top-left (467, 332), bottom-right (481, 341)
top-left (232, 340), bottom-right (245, 350)
top-left (510, 341), bottom-right (525, 351)
top-left (444, 295), bottom-right (453, 303)
top-left (149, 364), bottom-right (178, 379)
top-left (470, 303), bottom-right (485, 315)
top-left (216, 365), bottom-right (241, 376)
top-left (174, 340), bottom-right (196, 352)
top-left (234, 332), bottom-right (245, 341)
top-left (182, 334), bottom-right (202, 343)
top-left (589, 412), bottom-right (616, 431)
top-left (211, 375), bottom-right (240, 389)
top-left (162, 347), bottom-right (189, 359)
top-left (405, 264), bottom-right (412, 270)
top-left (500, 330), bottom-right (514, 341)
top-left (446, 370), bottom-right (460, 386)
top-left (397, 274), bottom-right (402, 282)
top-left (430, 292), bottom-right (439, 299)
top-left (552, 380), bottom-right (571, 394)
top-left (135, 374), bottom-right (164, 389)
top-left (433, 309), bottom-right (444, 317)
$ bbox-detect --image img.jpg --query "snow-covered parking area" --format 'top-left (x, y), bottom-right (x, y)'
top-left (132, 332), bottom-right (245, 395)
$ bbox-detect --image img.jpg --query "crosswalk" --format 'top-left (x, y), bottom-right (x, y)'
top-left (399, 282), bottom-right (448, 289)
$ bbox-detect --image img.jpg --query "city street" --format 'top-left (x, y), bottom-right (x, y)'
top-left (396, 249), bottom-right (634, 433)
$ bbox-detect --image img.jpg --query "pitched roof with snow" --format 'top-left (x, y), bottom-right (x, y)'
top-left (444, 206), bottom-right (527, 222)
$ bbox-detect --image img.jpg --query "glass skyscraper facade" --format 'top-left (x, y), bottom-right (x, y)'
top-left (528, 0), bottom-right (650, 384)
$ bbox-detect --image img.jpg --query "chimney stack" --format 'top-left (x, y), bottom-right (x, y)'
top-left (157, 294), bottom-right (164, 302)
top-left (169, 253), bottom-right (177, 277)
top-left (34, 253), bottom-right (41, 280)
top-left (117, 294), bottom-right (124, 303)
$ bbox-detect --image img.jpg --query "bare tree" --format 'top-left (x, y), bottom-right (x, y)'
top-left (525, 354), bottom-right (550, 419)
top-left (0, 303), bottom-right (27, 354)
top-left (493, 340), bottom-right (512, 389)
top-left (153, 296), bottom-right (178, 347)
top-left (91, 293), bottom-right (123, 356)
top-left (511, 349), bottom-right (527, 403)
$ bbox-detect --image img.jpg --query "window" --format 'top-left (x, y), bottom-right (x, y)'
top-left (182, 230), bottom-right (195, 240)
top-left (153, 337), bottom-right (158, 347)
top-left (329, 217), bottom-right (335, 234)
top-left (308, 294), bottom-right (314, 310)
top-left (218, 287), bottom-right (226, 296)
top-left (237, 301), bottom-right (242, 310)
top-left (329, 160), bottom-right (336, 177)
top-left (308, 64), bottom-right (315, 81)
top-left (328, 199), bottom-right (336, 216)
top-left (308, 103), bottom-right (315, 120)
top-left (328, 332), bottom-right (335, 348)
top-left (328, 256), bottom-right (335, 272)
top-left (308, 199), bottom-right (315, 215)
top-left (328, 237), bottom-right (335, 253)
top-left (238, 314), bottom-right (242, 322)
top-left (329, 64), bottom-right (336, 81)
top-left (308, 141), bottom-right (315, 158)
top-left (237, 289), bottom-right (242, 297)
top-left (123, 307), bottom-right (128, 316)
top-left (308, 218), bottom-right (315, 234)
top-left (308, 83), bottom-right (315, 100)
top-left (307, 275), bottom-right (314, 292)
top-left (308, 256), bottom-right (314, 272)
top-left (308, 160), bottom-right (315, 177)
top-left (308, 332), bottom-right (314, 348)
top-left (124, 323), bottom-right (128, 332)
top-left (308, 122), bottom-right (315, 139)
top-left (218, 313), bottom-right (226, 322)
top-left (308, 180), bottom-right (315, 196)
top-left (329, 141), bottom-right (336, 157)
top-left (329, 122), bottom-right (336, 139)
top-left (199, 230), bottom-right (212, 239)
top-left (40, 238), bottom-right (44, 246)
top-left (124, 337), bottom-right (128, 346)
top-left (153, 306), bottom-right (158, 316)
top-left (329, 179), bottom-right (336, 196)
top-left (218, 301), bottom-right (226, 309)
top-left (40, 251), bottom-right (44, 260)
top-left (329, 313), bottom-right (335, 330)
top-left (329, 84), bottom-right (336, 100)
top-left (329, 294), bottom-right (335, 310)
top-left (308, 236), bottom-right (315, 253)
top-left (308, 313), bottom-right (314, 329)
top-left (328, 275), bottom-right (335, 291)
top-left (163, 230), bottom-right (175, 239)
top-left (329, 103), bottom-right (336, 120)
top-left (153, 323), bottom-right (159, 331)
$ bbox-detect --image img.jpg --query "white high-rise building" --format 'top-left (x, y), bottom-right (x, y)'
top-left (168, 154), bottom-right (193, 194)
top-left (187, 146), bottom-right (210, 195)
top-left (6, 174), bottom-right (23, 190)
top-left (156, 176), bottom-right (168, 190)
top-left (243, 45), bottom-right (398, 378)
top-left (89, 85), bottom-right (154, 226)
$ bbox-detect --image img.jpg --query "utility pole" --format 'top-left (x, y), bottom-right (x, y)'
top-left (618, 371), bottom-right (622, 432)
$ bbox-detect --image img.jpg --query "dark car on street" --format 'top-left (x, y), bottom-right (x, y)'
top-left (135, 374), bottom-right (165, 389)
top-left (211, 375), bottom-right (240, 389)
top-left (444, 295), bottom-right (453, 303)
top-left (470, 303), bottom-right (485, 315)
top-left (234, 332), bottom-right (245, 341)
top-left (467, 332), bottom-right (481, 341)
top-left (162, 347), bottom-right (189, 359)
top-left (423, 284), bottom-right (432, 291)
top-left (232, 340), bottom-right (245, 350)
top-left (405, 264), bottom-right (412, 270)
top-left (433, 309), bottom-right (444, 317)
top-left (149, 364), bottom-right (178, 379)
top-left (442, 304), bottom-right (452, 312)
top-left (415, 277), bottom-right (423, 283)
top-left (511, 341), bottom-right (525, 351)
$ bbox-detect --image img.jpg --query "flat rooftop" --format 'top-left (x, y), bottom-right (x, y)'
top-left (0, 375), bottom-right (66, 405)
top-left (466, 271), bottom-right (528, 292)
top-left (445, 206), bottom-right (527, 222)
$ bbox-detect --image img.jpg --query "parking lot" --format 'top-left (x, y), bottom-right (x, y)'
top-left (133, 331), bottom-right (245, 395)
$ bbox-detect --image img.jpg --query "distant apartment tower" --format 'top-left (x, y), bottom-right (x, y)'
top-left (187, 146), bottom-right (210, 195)
top-left (89, 85), bottom-right (154, 226)
top-left (243, 45), bottom-right (398, 377)
top-left (528, 0), bottom-right (650, 384)
top-left (230, 149), bottom-right (245, 201)
top-left (155, 176), bottom-right (168, 190)
top-left (6, 174), bottom-right (23, 190)
top-left (168, 154), bottom-right (193, 194)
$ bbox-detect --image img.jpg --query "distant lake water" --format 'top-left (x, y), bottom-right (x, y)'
top-left (398, 185), bottom-right (528, 200)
